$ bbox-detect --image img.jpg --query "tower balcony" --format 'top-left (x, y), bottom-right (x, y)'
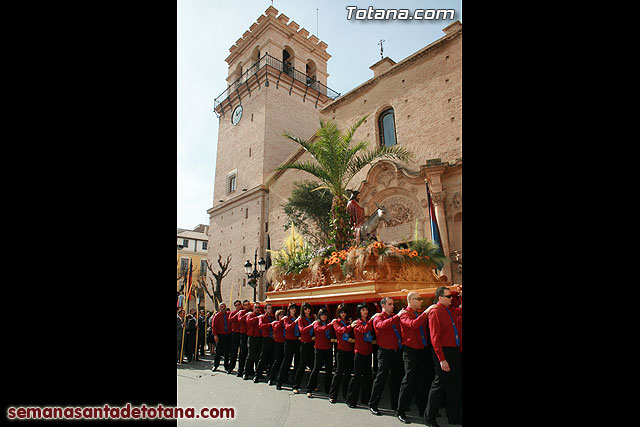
top-left (213, 53), bottom-right (340, 117)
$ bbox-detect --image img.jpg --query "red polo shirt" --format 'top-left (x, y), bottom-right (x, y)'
top-left (229, 309), bottom-right (243, 333)
top-left (282, 316), bottom-right (298, 341)
top-left (238, 309), bottom-right (250, 334)
top-left (428, 303), bottom-right (462, 362)
top-left (211, 310), bottom-right (231, 336)
top-left (297, 315), bottom-right (316, 343)
top-left (313, 320), bottom-right (333, 350)
top-left (353, 318), bottom-right (374, 356)
top-left (271, 319), bottom-right (285, 343)
top-left (372, 312), bottom-right (402, 350)
top-left (399, 307), bottom-right (429, 350)
top-left (332, 318), bottom-right (354, 352)
top-left (259, 314), bottom-right (276, 338)
top-left (245, 311), bottom-right (261, 337)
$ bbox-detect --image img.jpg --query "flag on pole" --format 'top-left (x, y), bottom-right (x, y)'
top-left (425, 180), bottom-right (444, 257)
top-left (184, 260), bottom-right (194, 311)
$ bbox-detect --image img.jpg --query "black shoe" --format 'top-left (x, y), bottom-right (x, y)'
top-left (226, 370), bottom-right (233, 375)
top-left (396, 413), bottom-right (410, 424)
top-left (242, 374), bottom-right (249, 380)
top-left (276, 383), bottom-right (282, 390)
top-left (347, 403), bottom-right (357, 409)
top-left (268, 380), bottom-right (275, 386)
top-left (253, 377), bottom-right (260, 383)
top-left (329, 398), bottom-right (336, 404)
top-left (236, 373), bottom-right (243, 378)
top-left (212, 366), bottom-right (218, 372)
top-left (369, 406), bottom-right (381, 416)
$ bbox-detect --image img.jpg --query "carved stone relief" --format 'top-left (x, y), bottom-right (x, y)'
top-left (379, 195), bottom-right (420, 227)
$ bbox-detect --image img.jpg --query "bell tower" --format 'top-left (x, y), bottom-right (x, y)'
top-left (207, 6), bottom-right (340, 303)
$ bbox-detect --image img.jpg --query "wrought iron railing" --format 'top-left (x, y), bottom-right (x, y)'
top-left (213, 53), bottom-right (340, 112)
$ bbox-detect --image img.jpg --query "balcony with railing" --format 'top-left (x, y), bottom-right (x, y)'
top-left (213, 53), bottom-right (340, 115)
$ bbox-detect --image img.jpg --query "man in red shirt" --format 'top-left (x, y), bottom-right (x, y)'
top-left (396, 292), bottom-right (437, 424)
top-left (254, 303), bottom-right (276, 383)
top-left (425, 286), bottom-right (462, 426)
top-left (227, 300), bottom-right (246, 375)
top-left (210, 302), bottom-right (231, 372)
top-left (368, 297), bottom-right (403, 416)
top-left (242, 302), bottom-right (263, 380)
top-left (305, 307), bottom-right (333, 397)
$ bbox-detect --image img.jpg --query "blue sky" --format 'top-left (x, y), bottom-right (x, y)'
top-left (177, 0), bottom-right (462, 229)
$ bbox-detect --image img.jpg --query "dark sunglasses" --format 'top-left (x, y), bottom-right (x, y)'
top-left (441, 294), bottom-right (453, 299)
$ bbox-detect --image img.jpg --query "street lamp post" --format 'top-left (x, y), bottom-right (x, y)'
top-left (244, 249), bottom-right (266, 301)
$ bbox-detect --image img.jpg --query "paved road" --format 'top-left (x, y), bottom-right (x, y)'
top-left (177, 353), bottom-right (460, 426)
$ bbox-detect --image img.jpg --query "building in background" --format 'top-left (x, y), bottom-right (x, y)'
top-left (177, 224), bottom-right (210, 311)
top-left (207, 6), bottom-right (462, 305)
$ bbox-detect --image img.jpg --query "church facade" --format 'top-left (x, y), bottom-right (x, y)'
top-left (206, 6), bottom-right (461, 306)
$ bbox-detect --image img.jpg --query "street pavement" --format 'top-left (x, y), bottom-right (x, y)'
top-left (177, 352), bottom-right (460, 426)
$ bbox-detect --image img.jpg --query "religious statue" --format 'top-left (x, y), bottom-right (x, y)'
top-left (346, 190), bottom-right (365, 242)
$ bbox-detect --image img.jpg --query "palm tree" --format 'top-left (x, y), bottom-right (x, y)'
top-left (276, 115), bottom-right (413, 250)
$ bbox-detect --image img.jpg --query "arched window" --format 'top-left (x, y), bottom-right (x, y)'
top-left (379, 108), bottom-right (397, 147)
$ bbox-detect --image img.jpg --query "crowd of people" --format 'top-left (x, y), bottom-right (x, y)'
top-left (176, 285), bottom-right (462, 427)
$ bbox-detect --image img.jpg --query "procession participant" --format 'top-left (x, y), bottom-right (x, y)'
top-left (205, 311), bottom-right (215, 355)
top-left (328, 303), bottom-right (354, 404)
top-left (185, 308), bottom-right (198, 362)
top-left (276, 303), bottom-right (300, 390)
top-left (243, 302), bottom-right (263, 380)
top-left (210, 303), bottom-right (231, 372)
top-left (368, 297), bottom-right (404, 416)
top-left (345, 303), bottom-right (374, 409)
top-left (235, 300), bottom-right (251, 378)
top-left (371, 302), bottom-right (382, 374)
top-left (177, 308), bottom-right (185, 363)
top-left (396, 292), bottom-right (437, 424)
top-left (292, 302), bottom-right (316, 394)
top-left (227, 300), bottom-right (244, 374)
top-left (346, 190), bottom-right (365, 242)
top-left (424, 286), bottom-right (462, 426)
top-left (305, 307), bottom-right (333, 398)
top-left (267, 309), bottom-right (286, 386)
top-left (197, 309), bottom-right (206, 357)
top-left (254, 303), bottom-right (276, 383)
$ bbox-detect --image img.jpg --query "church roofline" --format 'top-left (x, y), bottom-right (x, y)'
top-left (321, 21), bottom-right (461, 112)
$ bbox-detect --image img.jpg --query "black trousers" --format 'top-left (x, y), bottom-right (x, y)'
top-left (329, 349), bottom-right (354, 401)
top-left (346, 352), bottom-right (373, 406)
top-left (277, 339), bottom-right (300, 385)
top-left (197, 328), bottom-right (206, 355)
top-left (228, 332), bottom-right (248, 374)
top-left (244, 335), bottom-right (262, 376)
top-left (177, 333), bottom-right (184, 362)
top-left (255, 336), bottom-right (275, 379)
top-left (397, 346), bottom-right (434, 415)
top-left (425, 347), bottom-right (461, 423)
top-left (269, 342), bottom-right (285, 382)
top-left (306, 348), bottom-right (333, 393)
top-left (369, 347), bottom-right (403, 410)
top-left (185, 331), bottom-right (196, 360)
top-left (213, 334), bottom-right (231, 370)
top-left (293, 341), bottom-right (315, 389)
